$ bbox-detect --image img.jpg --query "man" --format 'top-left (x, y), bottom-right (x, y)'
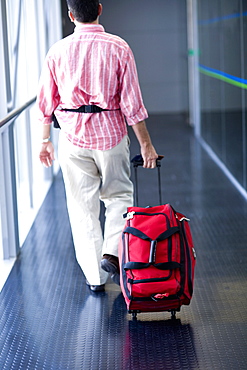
top-left (37, 0), bottom-right (158, 292)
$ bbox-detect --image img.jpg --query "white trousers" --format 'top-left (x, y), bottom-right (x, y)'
top-left (58, 132), bottom-right (133, 285)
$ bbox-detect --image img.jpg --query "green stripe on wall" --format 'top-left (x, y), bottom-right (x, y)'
top-left (199, 67), bottom-right (247, 89)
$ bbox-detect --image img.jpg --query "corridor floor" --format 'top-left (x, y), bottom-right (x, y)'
top-left (0, 115), bottom-right (246, 369)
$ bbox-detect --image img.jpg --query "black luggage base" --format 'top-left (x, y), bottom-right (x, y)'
top-left (128, 307), bottom-right (181, 320)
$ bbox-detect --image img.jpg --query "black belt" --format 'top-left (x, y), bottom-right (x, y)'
top-left (61, 105), bottom-right (120, 114)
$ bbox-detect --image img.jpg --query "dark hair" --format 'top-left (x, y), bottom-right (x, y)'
top-left (66, 0), bottom-right (99, 23)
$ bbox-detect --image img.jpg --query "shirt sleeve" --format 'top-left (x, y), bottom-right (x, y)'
top-left (118, 47), bottom-right (148, 126)
top-left (36, 52), bottom-right (60, 125)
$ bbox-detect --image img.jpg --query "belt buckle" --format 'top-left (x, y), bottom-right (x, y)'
top-left (84, 105), bottom-right (92, 113)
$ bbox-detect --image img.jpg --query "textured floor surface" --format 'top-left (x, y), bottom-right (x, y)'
top-left (0, 115), bottom-right (247, 369)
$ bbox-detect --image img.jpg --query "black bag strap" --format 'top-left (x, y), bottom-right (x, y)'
top-left (156, 226), bottom-right (180, 241)
top-left (61, 105), bottom-right (120, 113)
top-left (123, 226), bottom-right (152, 242)
top-left (123, 226), bottom-right (180, 264)
top-left (52, 105), bottom-right (120, 129)
top-left (124, 261), bottom-right (181, 270)
top-left (123, 226), bottom-right (179, 241)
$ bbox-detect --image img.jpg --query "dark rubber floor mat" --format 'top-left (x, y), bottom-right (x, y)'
top-left (0, 115), bottom-right (246, 369)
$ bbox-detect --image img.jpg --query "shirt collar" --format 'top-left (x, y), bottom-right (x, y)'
top-left (74, 24), bottom-right (105, 33)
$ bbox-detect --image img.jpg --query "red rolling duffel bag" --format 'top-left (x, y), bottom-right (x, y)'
top-left (119, 155), bottom-right (196, 320)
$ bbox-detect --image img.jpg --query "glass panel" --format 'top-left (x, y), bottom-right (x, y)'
top-left (243, 1), bottom-right (247, 189)
top-left (199, 0), bottom-right (223, 156)
top-left (198, 0), bottom-right (246, 190)
top-left (0, 0), bottom-right (62, 252)
top-left (222, 0), bottom-right (243, 185)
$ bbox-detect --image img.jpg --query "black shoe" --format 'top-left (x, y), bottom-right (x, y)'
top-left (86, 280), bottom-right (105, 292)
top-left (101, 254), bottom-right (120, 286)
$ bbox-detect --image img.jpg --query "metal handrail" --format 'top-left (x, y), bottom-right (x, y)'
top-left (0, 95), bottom-right (37, 259)
top-left (0, 96), bottom-right (36, 128)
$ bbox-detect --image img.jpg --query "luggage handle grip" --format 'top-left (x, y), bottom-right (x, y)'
top-left (131, 154), bottom-right (164, 167)
top-left (131, 154), bottom-right (164, 205)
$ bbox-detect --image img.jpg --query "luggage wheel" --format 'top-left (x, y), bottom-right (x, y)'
top-left (132, 312), bottom-right (138, 320)
top-left (170, 308), bottom-right (180, 319)
top-left (171, 310), bottom-right (176, 319)
top-left (128, 310), bottom-right (140, 320)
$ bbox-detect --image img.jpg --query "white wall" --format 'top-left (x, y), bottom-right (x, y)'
top-left (100, 0), bottom-right (189, 114)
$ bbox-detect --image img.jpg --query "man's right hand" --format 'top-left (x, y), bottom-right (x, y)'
top-left (132, 120), bottom-right (158, 169)
top-left (141, 144), bottom-right (158, 168)
top-left (39, 142), bottom-right (55, 167)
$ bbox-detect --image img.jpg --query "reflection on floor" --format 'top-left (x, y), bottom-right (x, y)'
top-left (0, 115), bottom-right (247, 369)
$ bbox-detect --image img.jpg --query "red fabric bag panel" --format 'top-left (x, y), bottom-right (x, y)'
top-left (119, 204), bottom-right (196, 313)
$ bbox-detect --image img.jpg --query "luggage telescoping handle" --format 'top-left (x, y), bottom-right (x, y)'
top-left (131, 154), bottom-right (164, 206)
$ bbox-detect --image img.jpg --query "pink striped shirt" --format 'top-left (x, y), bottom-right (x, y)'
top-left (36, 24), bottom-right (148, 150)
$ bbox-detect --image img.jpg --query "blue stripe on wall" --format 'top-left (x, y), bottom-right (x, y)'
top-left (199, 11), bottom-right (247, 25)
top-left (199, 64), bottom-right (247, 85)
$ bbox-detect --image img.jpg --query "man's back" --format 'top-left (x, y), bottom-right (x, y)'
top-left (48, 24), bottom-right (129, 109)
top-left (37, 23), bottom-right (147, 149)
